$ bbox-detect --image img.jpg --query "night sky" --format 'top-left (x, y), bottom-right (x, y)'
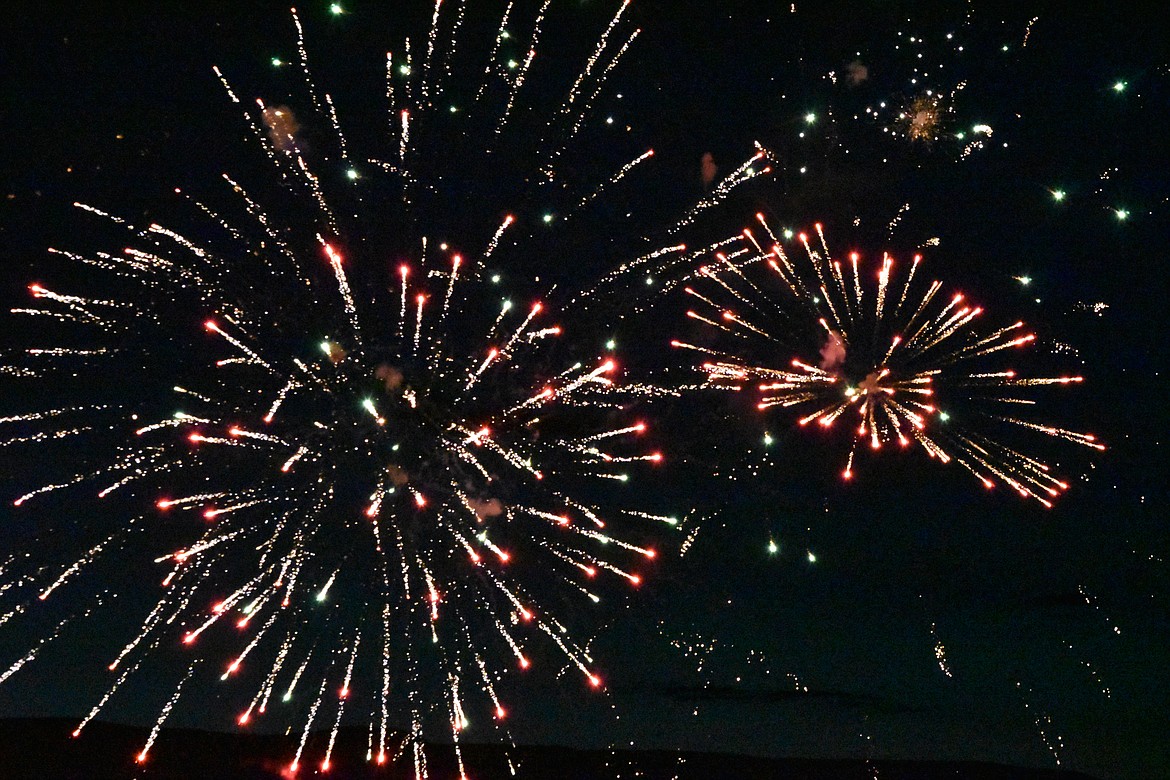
top-left (1, 2), bottom-right (1167, 779)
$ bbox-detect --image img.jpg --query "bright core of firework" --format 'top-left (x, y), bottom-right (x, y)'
top-left (673, 217), bottom-right (1103, 506)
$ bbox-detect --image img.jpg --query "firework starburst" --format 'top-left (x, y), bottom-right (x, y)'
top-left (0, 4), bottom-right (742, 774)
top-left (673, 218), bottom-right (1104, 506)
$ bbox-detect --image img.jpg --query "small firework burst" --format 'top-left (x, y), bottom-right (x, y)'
top-left (900, 92), bottom-right (946, 142)
top-left (673, 218), bottom-right (1104, 506)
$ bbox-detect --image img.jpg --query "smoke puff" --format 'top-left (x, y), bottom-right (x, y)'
top-left (819, 330), bottom-right (847, 371)
top-left (466, 496), bottom-right (504, 521)
top-left (700, 152), bottom-right (718, 188)
top-left (261, 105), bottom-right (302, 153)
top-left (846, 59), bottom-right (869, 86)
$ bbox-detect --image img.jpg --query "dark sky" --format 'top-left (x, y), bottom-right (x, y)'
top-left (0, 2), bottom-right (1167, 779)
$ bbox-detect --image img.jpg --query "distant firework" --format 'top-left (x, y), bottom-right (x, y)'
top-left (900, 91), bottom-right (946, 143)
top-left (673, 218), bottom-right (1104, 506)
top-left (0, 3), bottom-right (777, 774)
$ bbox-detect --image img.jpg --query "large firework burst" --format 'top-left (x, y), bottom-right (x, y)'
top-left (672, 218), bottom-right (1104, 506)
top-left (0, 3), bottom-right (773, 774)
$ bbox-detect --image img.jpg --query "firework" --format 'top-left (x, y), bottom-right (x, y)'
top-left (0, 4), bottom-right (730, 774)
top-left (899, 91), bottom-right (947, 143)
top-left (672, 217), bottom-right (1104, 506)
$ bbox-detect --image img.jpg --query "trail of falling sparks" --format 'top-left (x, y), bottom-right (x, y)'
top-left (137, 661), bottom-right (199, 764)
top-left (289, 677), bottom-right (329, 774)
top-left (677, 218), bottom-right (1103, 504)
top-left (322, 632), bottom-right (360, 772)
top-left (74, 657), bottom-right (146, 737)
top-left (930, 622), bottom-right (952, 678)
top-left (1079, 585), bottom-right (1122, 636)
top-left (1017, 681), bottom-right (1064, 767)
top-left (573, 149), bottom-right (654, 212)
top-left (0, 612), bottom-right (80, 686)
top-left (494, 0), bottom-right (549, 136)
top-left (1064, 638), bottom-right (1111, 698)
